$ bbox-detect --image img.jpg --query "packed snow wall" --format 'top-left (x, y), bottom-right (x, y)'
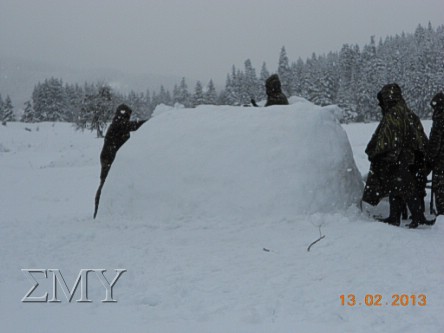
top-left (99, 101), bottom-right (363, 222)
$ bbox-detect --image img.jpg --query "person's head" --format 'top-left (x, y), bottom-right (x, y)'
top-left (114, 104), bottom-right (132, 121)
top-left (378, 83), bottom-right (403, 110)
top-left (431, 92), bottom-right (444, 111)
top-left (265, 74), bottom-right (282, 96)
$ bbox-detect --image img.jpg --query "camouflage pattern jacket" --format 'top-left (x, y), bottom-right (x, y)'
top-left (100, 104), bottom-right (146, 181)
top-left (363, 101), bottom-right (427, 205)
top-left (264, 74), bottom-right (289, 107)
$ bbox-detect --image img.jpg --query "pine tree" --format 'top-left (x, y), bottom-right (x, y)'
top-left (405, 22), bottom-right (442, 117)
top-left (217, 89), bottom-right (228, 105)
top-left (32, 78), bottom-right (68, 122)
top-left (2, 95), bottom-right (14, 124)
top-left (64, 83), bottom-right (83, 122)
top-left (76, 83), bottom-right (115, 137)
top-left (315, 52), bottom-right (339, 106)
top-left (205, 79), bottom-right (218, 105)
top-left (258, 62), bottom-right (270, 102)
top-left (224, 66), bottom-right (241, 105)
top-left (336, 44), bottom-right (361, 121)
top-left (382, 34), bottom-right (405, 85)
top-left (158, 85), bottom-right (172, 106)
top-left (172, 84), bottom-right (180, 105)
top-left (192, 81), bottom-right (205, 107)
top-left (222, 74), bottom-right (234, 105)
top-left (174, 77), bottom-right (191, 107)
top-left (32, 82), bottom-right (44, 121)
top-left (144, 89), bottom-right (153, 116)
top-left (290, 59), bottom-right (304, 97)
top-left (127, 90), bottom-right (146, 119)
top-left (277, 46), bottom-right (292, 96)
top-left (303, 53), bottom-right (322, 103)
top-left (357, 36), bottom-right (385, 121)
top-left (0, 94), bottom-right (4, 123)
top-left (151, 91), bottom-right (160, 110)
top-left (21, 100), bottom-right (35, 123)
top-left (243, 59), bottom-right (259, 103)
top-left (401, 24), bottom-right (427, 117)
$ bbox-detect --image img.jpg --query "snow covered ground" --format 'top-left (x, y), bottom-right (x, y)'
top-left (0, 101), bottom-right (443, 333)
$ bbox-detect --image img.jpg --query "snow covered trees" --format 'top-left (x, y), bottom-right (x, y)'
top-left (0, 94), bottom-right (14, 125)
top-left (253, 23), bottom-right (444, 121)
top-left (192, 81), bottom-right (205, 107)
top-left (5, 23), bottom-right (443, 123)
top-left (191, 80), bottom-right (219, 106)
top-left (77, 84), bottom-right (115, 137)
top-left (222, 23), bottom-right (443, 120)
top-left (278, 46), bottom-right (292, 97)
top-left (32, 78), bottom-right (68, 122)
top-left (173, 77), bottom-right (191, 107)
top-left (205, 80), bottom-right (218, 105)
top-left (21, 101), bottom-right (34, 123)
top-left (223, 60), bottom-right (265, 105)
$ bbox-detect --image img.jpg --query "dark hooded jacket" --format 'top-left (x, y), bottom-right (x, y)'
top-left (362, 84), bottom-right (427, 205)
top-left (427, 92), bottom-right (444, 189)
top-left (264, 74), bottom-right (289, 107)
top-left (100, 104), bottom-right (146, 181)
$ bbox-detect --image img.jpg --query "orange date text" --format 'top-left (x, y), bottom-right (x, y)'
top-left (340, 294), bottom-right (427, 307)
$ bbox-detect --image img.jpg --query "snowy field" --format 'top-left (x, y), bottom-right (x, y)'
top-left (0, 100), bottom-right (443, 333)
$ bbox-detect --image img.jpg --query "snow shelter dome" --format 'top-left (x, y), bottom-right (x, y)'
top-left (99, 102), bottom-right (363, 222)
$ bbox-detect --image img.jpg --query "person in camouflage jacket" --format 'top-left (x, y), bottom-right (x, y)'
top-left (426, 92), bottom-right (444, 215)
top-left (264, 74), bottom-right (289, 107)
top-left (99, 104), bottom-right (147, 182)
top-left (363, 83), bottom-right (432, 228)
top-left (94, 104), bottom-right (147, 218)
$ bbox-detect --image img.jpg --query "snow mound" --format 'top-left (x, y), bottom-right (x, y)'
top-left (288, 95), bottom-right (310, 105)
top-left (100, 102), bottom-right (363, 221)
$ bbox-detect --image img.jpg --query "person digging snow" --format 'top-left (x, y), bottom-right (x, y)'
top-left (94, 104), bottom-right (147, 218)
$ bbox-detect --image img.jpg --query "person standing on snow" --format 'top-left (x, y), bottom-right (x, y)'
top-left (94, 104), bottom-right (147, 218)
top-left (363, 83), bottom-right (433, 228)
top-left (426, 92), bottom-right (444, 215)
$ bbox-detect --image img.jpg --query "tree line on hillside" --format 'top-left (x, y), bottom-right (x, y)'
top-left (1, 22), bottom-right (443, 127)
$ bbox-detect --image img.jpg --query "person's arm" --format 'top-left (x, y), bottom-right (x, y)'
top-left (365, 114), bottom-right (401, 163)
top-left (129, 119), bottom-right (147, 131)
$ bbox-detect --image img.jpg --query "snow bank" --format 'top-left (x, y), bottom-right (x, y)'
top-left (99, 102), bottom-right (363, 221)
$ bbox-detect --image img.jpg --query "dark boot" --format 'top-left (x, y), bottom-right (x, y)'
top-left (379, 195), bottom-right (402, 226)
top-left (406, 196), bottom-right (435, 228)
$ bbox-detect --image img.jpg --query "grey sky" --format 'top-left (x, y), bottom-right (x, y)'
top-left (1, 0), bottom-right (443, 85)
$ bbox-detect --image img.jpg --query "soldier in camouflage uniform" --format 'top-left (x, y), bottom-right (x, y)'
top-left (99, 104), bottom-right (147, 182)
top-left (427, 92), bottom-right (444, 215)
top-left (363, 83), bottom-right (432, 228)
top-left (94, 104), bottom-right (147, 218)
top-left (264, 74), bottom-right (289, 107)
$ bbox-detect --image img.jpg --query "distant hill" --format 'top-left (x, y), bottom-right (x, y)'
top-left (0, 56), bottom-right (183, 111)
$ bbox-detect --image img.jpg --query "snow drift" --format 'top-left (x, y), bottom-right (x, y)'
top-left (99, 100), bottom-right (363, 221)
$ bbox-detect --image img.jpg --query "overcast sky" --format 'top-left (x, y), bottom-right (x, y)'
top-left (1, 0), bottom-right (443, 84)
